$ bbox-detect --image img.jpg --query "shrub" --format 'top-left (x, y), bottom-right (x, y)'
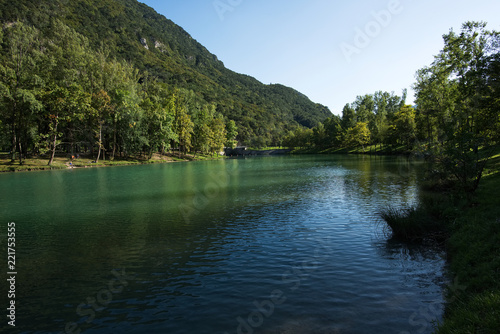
top-left (378, 205), bottom-right (447, 241)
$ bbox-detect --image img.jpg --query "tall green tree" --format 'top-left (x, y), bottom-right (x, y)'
top-left (345, 122), bottom-right (371, 152)
top-left (0, 22), bottom-right (43, 163)
top-left (209, 112), bottom-right (227, 155)
top-left (39, 85), bottom-right (90, 165)
top-left (92, 90), bottom-right (112, 162)
top-left (171, 91), bottom-right (194, 155)
top-left (341, 104), bottom-right (356, 131)
top-left (353, 94), bottom-right (375, 123)
top-left (36, 20), bottom-right (93, 164)
top-left (225, 119), bottom-right (238, 149)
top-left (106, 60), bottom-right (142, 160)
top-left (323, 115), bottom-right (343, 148)
top-left (388, 105), bottom-right (417, 149)
top-left (192, 104), bottom-right (214, 155)
top-left (414, 66), bottom-right (458, 146)
top-left (414, 21), bottom-right (500, 193)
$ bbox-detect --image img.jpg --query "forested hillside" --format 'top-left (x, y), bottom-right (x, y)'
top-left (0, 0), bottom-right (331, 162)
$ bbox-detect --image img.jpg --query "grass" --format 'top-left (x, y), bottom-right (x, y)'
top-left (435, 168), bottom-right (500, 333)
top-left (0, 152), bottom-right (225, 172)
top-left (245, 146), bottom-right (284, 151)
top-left (328, 144), bottom-right (410, 155)
top-left (290, 144), bottom-right (411, 155)
top-left (0, 154), bottom-right (67, 172)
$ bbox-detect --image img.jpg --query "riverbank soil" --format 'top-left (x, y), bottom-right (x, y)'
top-left (0, 152), bottom-right (222, 172)
top-left (436, 149), bottom-right (500, 333)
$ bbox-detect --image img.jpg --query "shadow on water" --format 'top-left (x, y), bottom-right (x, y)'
top-left (373, 237), bottom-right (449, 334)
top-left (0, 155), bottom-right (448, 334)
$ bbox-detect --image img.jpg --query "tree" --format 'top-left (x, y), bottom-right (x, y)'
top-left (36, 21), bottom-right (93, 164)
top-left (225, 119), bottom-right (238, 149)
top-left (171, 92), bottom-right (194, 155)
top-left (141, 88), bottom-right (175, 159)
top-left (323, 115), bottom-right (343, 148)
top-left (209, 113), bottom-right (227, 155)
top-left (283, 128), bottom-right (313, 149)
top-left (341, 104), bottom-right (356, 131)
top-left (39, 85), bottom-right (89, 165)
top-left (414, 21), bottom-right (500, 193)
top-left (192, 104), bottom-right (214, 155)
top-left (414, 66), bottom-right (458, 147)
top-left (345, 122), bottom-right (371, 152)
top-left (91, 90), bottom-right (112, 163)
top-left (353, 94), bottom-right (375, 123)
top-left (104, 60), bottom-right (141, 160)
top-left (482, 52), bottom-right (500, 143)
top-left (0, 22), bottom-right (43, 163)
top-left (388, 105), bottom-right (417, 149)
top-left (312, 122), bottom-right (327, 148)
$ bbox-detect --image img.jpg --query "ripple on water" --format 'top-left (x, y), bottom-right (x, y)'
top-left (0, 155), bottom-right (445, 334)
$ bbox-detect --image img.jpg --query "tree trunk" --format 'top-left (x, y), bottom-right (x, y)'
top-left (48, 120), bottom-right (59, 166)
top-left (95, 123), bottom-right (102, 163)
top-left (111, 119), bottom-right (117, 161)
top-left (17, 139), bottom-right (23, 165)
top-left (10, 129), bottom-right (17, 162)
top-left (48, 133), bottom-right (58, 166)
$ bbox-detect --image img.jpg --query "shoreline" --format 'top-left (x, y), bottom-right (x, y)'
top-left (0, 148), bottom-right (415, 174)
top-left (377, 146), bottom-right (500, 333)
top-left (0, 153), bottom-right (225, 174)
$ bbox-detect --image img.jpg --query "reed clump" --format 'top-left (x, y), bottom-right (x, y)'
top-left (378, 204), bottom-right (449, 242)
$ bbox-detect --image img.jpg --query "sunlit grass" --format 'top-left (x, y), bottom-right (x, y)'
top-left (0, 152), bottom-right (225, 172)
top-left (0, 154), bottom-right (67, 172)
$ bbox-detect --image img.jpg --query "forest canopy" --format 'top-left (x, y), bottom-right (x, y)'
top-left (0, 0), bottom-right (332, 162)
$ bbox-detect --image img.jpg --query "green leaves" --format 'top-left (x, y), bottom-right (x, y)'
top-left (388, 105), bottom-right (416, 149)
top-left (225, 119), bottom-right (238, 149)
top-left (413, 21), bottom-right (500, 194)
top-left (0, 0), bottom-right (332, 148)
top-left (345, 122), bottom-right (371, 151)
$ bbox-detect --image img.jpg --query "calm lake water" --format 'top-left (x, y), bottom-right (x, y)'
top-left (0, 155), bottom-right (447, 334)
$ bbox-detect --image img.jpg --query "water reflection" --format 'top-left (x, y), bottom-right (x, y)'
top-left (0, 155), bottom-right (445, 334)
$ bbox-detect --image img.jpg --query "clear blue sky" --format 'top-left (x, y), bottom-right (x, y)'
top-left (139, 0), bottom-right (500, 115)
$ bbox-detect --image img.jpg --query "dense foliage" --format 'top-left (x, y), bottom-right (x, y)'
top-left (0, 20), bottom-right (236, 163)
top-left (288, 22), bottom-right (500, 193)
top-left (0, 0), bottom-right (332, 161)
top-left (284, 90), bottom-right (408, 151)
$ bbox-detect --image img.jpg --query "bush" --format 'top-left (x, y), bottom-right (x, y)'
top-left (378, 205), bottom-right (448, 241)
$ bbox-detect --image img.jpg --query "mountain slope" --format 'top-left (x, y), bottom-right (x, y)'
top-left (0, 0), bottom-right (331, 145)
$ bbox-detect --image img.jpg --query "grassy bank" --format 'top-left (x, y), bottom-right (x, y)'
top-left (0, 152), bottom-right (224, 173)
top-left (291, 144), bottom-right (412, 155)
top-left (436, 156), bottom-right (500, 333)
top-left (379, 148), bottom-right (500, 333)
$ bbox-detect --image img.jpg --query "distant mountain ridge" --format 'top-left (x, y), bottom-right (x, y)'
top-left (0, 0), bottom-right (331, 145)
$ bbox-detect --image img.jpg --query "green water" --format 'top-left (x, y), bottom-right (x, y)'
top-left (0, 155), bottom-right (446, 333)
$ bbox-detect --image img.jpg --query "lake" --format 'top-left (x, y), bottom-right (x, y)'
top-left (0, 155), bottom-right (447, 334)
